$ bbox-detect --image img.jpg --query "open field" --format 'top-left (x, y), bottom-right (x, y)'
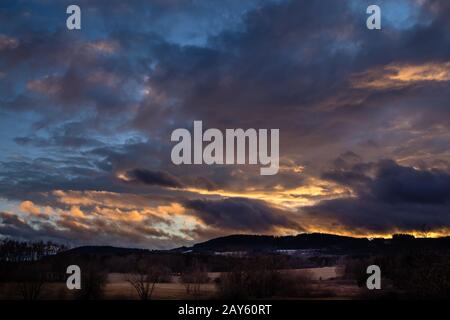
top-left (0, 279), bottom-right (215, 300)
top-left (0, 266), bottom-right (363, 300)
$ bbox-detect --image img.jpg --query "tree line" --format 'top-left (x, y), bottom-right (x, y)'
top-left (0, 239), bottom-right (67, 262)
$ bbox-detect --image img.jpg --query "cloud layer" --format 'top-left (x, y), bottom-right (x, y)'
top-left (0, 0), bottom-right (450, 247)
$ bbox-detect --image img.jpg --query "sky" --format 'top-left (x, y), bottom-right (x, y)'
top-left (0, 0), bottom-right (450, 249)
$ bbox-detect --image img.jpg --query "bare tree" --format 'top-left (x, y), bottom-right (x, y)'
top-left (181, 264), bottom-right (209, 296)
top-left (15, 263), bottom-right (47, 300)
top-left (76, 264), bottom-right (107, 300)
top-left (216, 257), bottom-right (313, 299)
top-left (126, 262), bottom-right (163, 300)
top-left (17, 279), bottom-right (45, 300)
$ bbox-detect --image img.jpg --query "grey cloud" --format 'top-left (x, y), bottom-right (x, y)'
top-left (304, 158), bottom-right (450, 233)
top-left (126, 168), bottom-right (184, 189)
top-left (184, 197), bottom-right (302, 233)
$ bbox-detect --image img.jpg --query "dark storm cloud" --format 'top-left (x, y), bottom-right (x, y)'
top-left (126, 168), bottom-right (184, 188)
top-left (3, 0), bottom-right (449, 157)
top-left (0, 0), bottom-right (278, 134)
top-left (370, 160), bottom-right (450, 205)
top-left (146, 0), bottom-right (450, 117)
top-left (128, 0), bottom-right (450, 173)
top-left (0, 212), bottom-right (47, 240)
top-left (304, 158), bottom-right (450, 233)
top-left (323, 156), bottom-right (450, 205)
top-left (184, 197), bottom-right (302, 233)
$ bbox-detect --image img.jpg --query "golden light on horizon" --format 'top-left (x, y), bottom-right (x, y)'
top-left (8, 187), bottom-right (450, 243)
top-left (181, 178), bottom-right (351, 210)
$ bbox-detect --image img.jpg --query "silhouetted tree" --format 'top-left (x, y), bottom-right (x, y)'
top-left (76, 264), bottom-right (107, 300)
top-left (0, 239), bottom-right (67, 262)
top-left (14, 262), bottom-right (48, 300)
top-left (126, 260), bottom-right (166, 300)
top-left (181, 262), bottom-right (209, 295)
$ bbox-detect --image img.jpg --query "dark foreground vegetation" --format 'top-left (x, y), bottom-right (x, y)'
top-left (1, 233), bottom-right (450, 300)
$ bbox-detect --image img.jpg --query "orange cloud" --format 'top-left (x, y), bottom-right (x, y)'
top-left (70, 206), bottom-right (86, 218)
top-left (19, 200), bottom-right (41, 215)
top-left (352, 61), bottom-right (450, 90)
top-left (183, 177), bottom-right (350, 210)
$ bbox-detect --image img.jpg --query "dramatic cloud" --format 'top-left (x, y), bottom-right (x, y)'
top-left (124, 169), bottom-right (184, 189)
top-left (304, 158), bottom-right (450, 235)
top-left (184, 197), bottom-right (302, 233)
top-left (0, 0), bottom-right (450, 246)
